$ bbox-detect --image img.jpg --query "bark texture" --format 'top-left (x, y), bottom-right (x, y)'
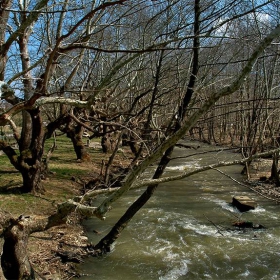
top-left (1, 217), bottom-right (36, 280)
top-left (0, 201), bottom-right (80, 279)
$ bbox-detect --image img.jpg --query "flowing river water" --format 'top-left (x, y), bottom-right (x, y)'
top-left (79, 142), bottom-right (280, 280)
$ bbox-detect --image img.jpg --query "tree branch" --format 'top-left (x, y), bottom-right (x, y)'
top-left (94, 24), bottom-right (280, 219)
top-left (0, 0), bottom-right (49, 56)
top-left (73, 147), bottom-right (280, 207)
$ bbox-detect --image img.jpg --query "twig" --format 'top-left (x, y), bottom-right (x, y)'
top-left (204, 215), bottom-right (224, 236)
top-left (213, 168), bottom-right (280, 203)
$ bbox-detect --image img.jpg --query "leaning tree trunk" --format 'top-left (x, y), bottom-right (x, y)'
top-left (94, 0), bottom-right (201, 253)
top-left (94, 145), bottom-right (175, 254)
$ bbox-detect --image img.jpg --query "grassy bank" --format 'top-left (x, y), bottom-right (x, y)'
top-left (0, 135), bottom-right (112, 279)
top-left (1, 135), bottom-right (278, 279)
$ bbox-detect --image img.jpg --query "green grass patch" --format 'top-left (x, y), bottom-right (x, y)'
top-left (0, 134), bottom-right (116, 217)
top-left (0, 193), bottom-right (53, 216)
top-left (51, 166), bottom-right (88, 177)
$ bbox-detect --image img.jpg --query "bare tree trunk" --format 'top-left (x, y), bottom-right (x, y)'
top-left (66, 123), bottom-right (90, 161)
top-left (20, 165), bottom-right (45, 194)
top-left (72, 133), bottom-right (90, 161)
top-left (45, 133), bottom-right (57, 173)
top-left (1, 218), bottom-right (37, 280)
top-left (104, 132), bottom-right (123, 185)
top-left (270, 152), bottom-right (280, 186)
top-left (94, 145), bottom-right (175, 254)
top-left (0, 201), bottom-right (79, 279)
top-left (94, 0), bottom-right (201, 253)
top-left (0, 0), bottom-right (11, 80)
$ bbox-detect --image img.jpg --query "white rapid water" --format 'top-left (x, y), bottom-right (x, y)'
top-left (79, 143), bottom-right (280, 280)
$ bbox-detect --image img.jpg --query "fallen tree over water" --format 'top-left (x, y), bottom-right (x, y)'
top-left (1, 147), bottom-right (280, 278)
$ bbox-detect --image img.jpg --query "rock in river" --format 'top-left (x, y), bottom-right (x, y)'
top-left (232, 195), bottom-right (257, 212)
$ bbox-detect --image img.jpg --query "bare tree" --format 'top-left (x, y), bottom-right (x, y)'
top-left (0, 0), bottom-right (280, 277)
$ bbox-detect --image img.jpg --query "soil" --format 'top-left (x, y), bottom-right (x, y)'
top-left (0, 214), bottom-right (88, 280)
top-left (0, 179), bottom-right (91, 280)
top-left (27, 156), bottom-right (131, 279)
top-left (28, 216), bottom-right (88, 279)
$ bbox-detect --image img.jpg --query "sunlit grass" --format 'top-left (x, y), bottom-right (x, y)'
top-left (0, 134), bottom-right (104, 216)
top-left (0, 133), bottom-right (128, 217)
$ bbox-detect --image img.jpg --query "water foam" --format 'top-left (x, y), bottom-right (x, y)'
top-left (159, 260), bottom-right (189, 280)
top-left (166, 160), bottom-right (201, 171)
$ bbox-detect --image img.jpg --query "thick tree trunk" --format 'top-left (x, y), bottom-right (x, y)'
top-left (101, 130), bottom-right (121, 154)
top-left (0, 201), bottom-right (79, 279)
top-left (20, 165), bottom-right (45, 194)
top-left (128, 139), bottom-right (139, 156)
top-left (270, 152), bottom-right (280, 186)
top-left (121, 132), bottom-right (140, 156)
top-left (101, 135), bottom-right (110, 153)
top-left (0, 143), bottom-right (46, 194)
top-left (1, 218), bottom-right (36, 280)
top-left (66, 123), bottom-right (90, 161)
top-left (72, 135), bottom-right (90, 161)
top-left (19, 109), bottom-right (46, 193)
top-left (100, 122), bottom-right (121, 154)
top-left (100, 117), bottom-right (109, 153)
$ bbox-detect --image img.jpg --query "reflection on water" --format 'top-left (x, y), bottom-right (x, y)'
top-left (79, 143), bottom-right (280, 280)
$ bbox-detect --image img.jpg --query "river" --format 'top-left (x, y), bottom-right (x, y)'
top-left (78, 142), bottom-right (280, 280)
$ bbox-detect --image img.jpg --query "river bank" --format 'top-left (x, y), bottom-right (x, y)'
top-left (78, 142), bottom-right (280, 280)
top-left (1, 138), bottom-right (280, 279)
top-left (0, 162), bottom-right (93, 279)
top-left (247, 158), bottom-right (280, 203)
top-left (0, 190), bottom-right (89, 279)
top-left (28, 216), bottom-right (88, 279)
top-left (0, 139), bottom-right (108, 279)
top-left (32, 144), bottom-right (280, 279)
